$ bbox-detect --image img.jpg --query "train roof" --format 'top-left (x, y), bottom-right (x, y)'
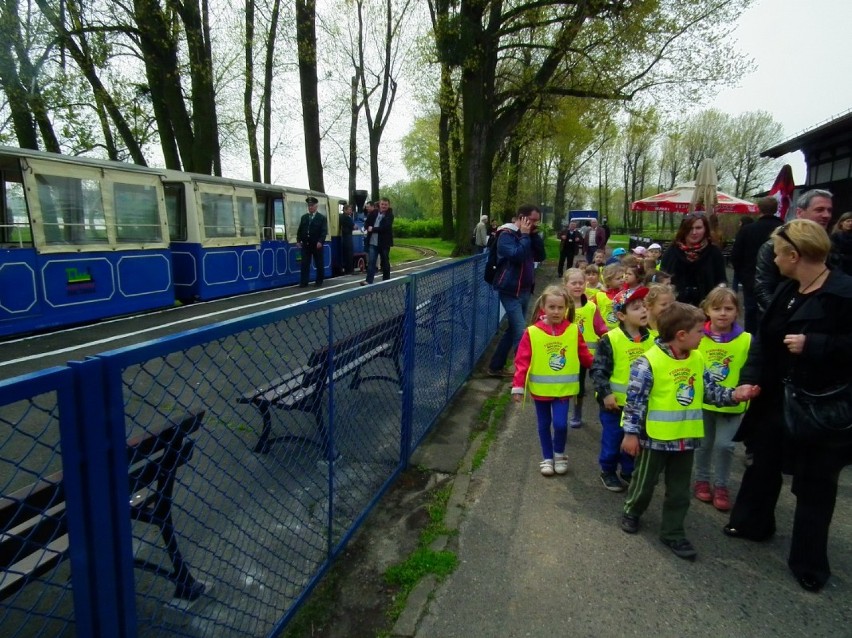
top-left (0, 145), bottom-right (170, 176)
top-left (160, 168), bottom-right (327, 200)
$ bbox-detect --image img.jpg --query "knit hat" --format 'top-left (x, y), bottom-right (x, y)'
top-left (632, 246), bottom-right (648, 256)
top-left (612, 247), bottom-right (627, 257)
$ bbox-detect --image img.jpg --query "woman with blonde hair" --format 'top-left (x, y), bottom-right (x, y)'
top-left (725, 219), bottom-right (852, 592)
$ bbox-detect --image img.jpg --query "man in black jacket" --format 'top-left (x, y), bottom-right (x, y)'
top-left (731, 197), bottom-right (781, 332)
top-left (297, 196), bottom-right (328, 287)
top-left (340, 204), bottom-right (355, 275)
top-left (753, 190), bottom-right (834, 314)
top-left (361, 197), bottom-right (395, 286)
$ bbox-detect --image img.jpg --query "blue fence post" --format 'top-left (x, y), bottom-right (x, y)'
top-left (468, 257), bottom-right (480, 373)
top-left (399, 277), bottom-right (416, 464)
top-left (325, 305), bottom-right (335, 558)
top-left (68, 357), bottom-right (136, 638)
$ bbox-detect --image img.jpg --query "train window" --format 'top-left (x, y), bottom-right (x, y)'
top-left (200, 192), bottom-right (236, 238)
top-left (164, 184), bottom-right (187, 241)
top-left (273, 198), bottom-right (285, 240)
top-left (36, 174), bottom-right (107, 245)
top-left (114, 182), bottom-right (162, 242)
top-left (2, 177), bottom-right (32, 247)
top-left (236, 195), bottom-right (257, 238)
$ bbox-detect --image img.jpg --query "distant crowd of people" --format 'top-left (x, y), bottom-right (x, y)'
top-left (488, 191), bottom-right (852, 592)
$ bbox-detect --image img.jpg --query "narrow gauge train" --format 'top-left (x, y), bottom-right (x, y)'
top-left (0, 146), bottom-right (347, 339)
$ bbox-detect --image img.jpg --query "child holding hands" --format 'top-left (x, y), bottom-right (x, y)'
top-left (512, 285), bottom-right (594, 476)
top-left (619, 302), bottom-right (760, 560)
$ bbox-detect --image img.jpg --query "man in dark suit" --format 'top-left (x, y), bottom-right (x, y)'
top-left (340, 204), bottom-right (355, 275)
top-left (361, 197), bottom-right (394, 285)
top-left (296, 196), bottom-right (328, 287)
top-left (730, 196), bottom-right (781, 331)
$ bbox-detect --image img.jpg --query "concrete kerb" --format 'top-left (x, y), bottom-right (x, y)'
top-left (392, 372), bottom-right (509, 638)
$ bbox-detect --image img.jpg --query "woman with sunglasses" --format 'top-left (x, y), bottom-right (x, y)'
top-left (725, 219), bottom-right (852, 593)
top-left (660, 212), bottom-right (727, 307)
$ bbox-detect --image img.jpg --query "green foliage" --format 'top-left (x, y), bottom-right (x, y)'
top-left (382, 178), bottom-right (443, 219)
top-left (392, 217), bottom-right (444, 238)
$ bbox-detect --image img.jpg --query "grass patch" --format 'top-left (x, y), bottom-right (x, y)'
top-left (280, 571), bottom-right (340, 638)
top-left (398, 237), bottom-right (456, 257)
top-left (390, 245), bottom-right (425, 263)
top-left (381, 482), bottom-right (459, 628)
top-left (470, 392), bottom-right (511, 471)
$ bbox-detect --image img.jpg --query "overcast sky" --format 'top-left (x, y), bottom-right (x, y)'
top-left (306, 0), bottom-right (851, 197)
top-left (704, 0), bottom-right (852, 186)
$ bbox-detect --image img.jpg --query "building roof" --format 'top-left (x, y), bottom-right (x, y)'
top-left (761, 108), bottom-right (852, 158)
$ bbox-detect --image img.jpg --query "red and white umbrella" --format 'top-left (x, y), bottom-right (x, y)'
top-left (631, 182), bottom-right (759, 215)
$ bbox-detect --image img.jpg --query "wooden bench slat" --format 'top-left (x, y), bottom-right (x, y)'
top-left (1, 409), bottom-right (206, 603)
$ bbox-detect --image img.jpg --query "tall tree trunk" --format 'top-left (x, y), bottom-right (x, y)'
top-left (437, 64), bottom-right (454, 241)
top-left (295, 0), bottom-right (324, 191)
top-left (554, 158), bottom-right (568, 228)
top-left (0, 33), bottom-right (39, 148)
top-left (244, 0), bottom-right (260, 182)
top-left (504, 140), bottom-right (521, 218)
top-left (348, 73), bottom-right (360, 205)
top-left (262, 0), bottom-right (280, 183)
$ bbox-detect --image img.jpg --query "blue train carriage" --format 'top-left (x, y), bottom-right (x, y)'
top-left (0, 147), bottom-right (173, 338)
top-left (163, 171), bottom-right (334, 301)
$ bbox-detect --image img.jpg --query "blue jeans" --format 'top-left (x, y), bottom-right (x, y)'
top-left (488, 290), bottom-right (531, 372)
top-left (535, 398), bottom-right (569, 460)
top-left (366, 244), bottom-right (390, 283)
top-left (694, 410), bottom-right (742, 487)
top-left (598, 407), bottom-right (634, 476)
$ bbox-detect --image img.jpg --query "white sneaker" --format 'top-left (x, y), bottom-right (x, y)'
top-left (540, 459), bottom-right (555, 476)
top-left (554, 454), bottom-right (569, 474)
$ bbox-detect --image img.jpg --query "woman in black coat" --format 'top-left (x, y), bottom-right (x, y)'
top-left (725, 219), bottom-right (852, 592)
top-left (660, 213), bottom-right (727, 306)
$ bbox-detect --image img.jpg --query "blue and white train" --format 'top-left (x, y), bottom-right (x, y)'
top-left (0, 146), bottom-right (349, 338)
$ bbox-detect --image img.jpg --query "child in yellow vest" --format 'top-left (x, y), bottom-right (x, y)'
top-left (595, 263), bottom-right (625, 331)
top-left (619, 302), bottom-right (759, 560)
top-left (694, 287), bottom-right (751, 512)
top-left (645, 283), bottom-right (676, 338)
top-left (590, 287), bottom-right (654, 492)
top-left (563, 268), bottom-right (608, 428)
top-left (584, 264), bottom-right (602, 299)
top-left (512, 285), bottom-right (594, 476)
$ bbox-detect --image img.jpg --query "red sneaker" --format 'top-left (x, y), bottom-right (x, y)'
top-left (713, 486), bottom-right (731, 511)
top-left (694, 480), bottom-right (712, 503)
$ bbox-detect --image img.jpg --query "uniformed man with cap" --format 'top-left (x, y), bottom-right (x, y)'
top-left (297, 196), bottom-right (328, 287)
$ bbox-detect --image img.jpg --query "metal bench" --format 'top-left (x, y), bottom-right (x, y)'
top-left (239, 315), bottom-right (404, 455)
top-left (0, 410), bottom-right (207, 603)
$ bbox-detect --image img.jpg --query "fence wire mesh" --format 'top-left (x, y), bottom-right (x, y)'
top-left (0, 371), bottom-right (76, 638)
top-left (1, 258), bottom-right (498, 637)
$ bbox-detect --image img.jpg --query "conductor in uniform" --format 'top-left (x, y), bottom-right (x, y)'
top-left (297, 196), bottom-right (328, 287)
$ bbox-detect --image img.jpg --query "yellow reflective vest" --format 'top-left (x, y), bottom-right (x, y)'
top-left (526, 323), bottom-right (580, 398)
top-left (643, 345), bottom-right (705, 440)
top-left (574, 300), bottom-right (599, 355)
top-left (608, 328), bottom-right (655, 406)
top-left (596, 290), bottom-right (619, 331)
top-left (699, 332), bottom-right (751, 414)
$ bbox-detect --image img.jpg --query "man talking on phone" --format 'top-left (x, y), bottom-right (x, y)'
top-left (486, 204), bottom-right (546, 377)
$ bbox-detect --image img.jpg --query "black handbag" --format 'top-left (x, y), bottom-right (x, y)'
top-left (783, 379), bottom-right (852, 443)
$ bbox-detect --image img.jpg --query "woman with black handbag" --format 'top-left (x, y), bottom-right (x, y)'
top-left (724, 219), bottom-right (852, 592)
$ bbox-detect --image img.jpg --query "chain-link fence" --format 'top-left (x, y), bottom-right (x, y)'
top-left (0, 255), bottom-right (499, 637)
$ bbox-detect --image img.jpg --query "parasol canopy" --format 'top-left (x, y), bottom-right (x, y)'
top-left (630, 182), bottom-right (759, 215)
top-left (690, 158), bottom-right (719, 213)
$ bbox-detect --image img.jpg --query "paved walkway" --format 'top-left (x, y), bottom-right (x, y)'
top-left (407, 376), bottom-right (852, 638)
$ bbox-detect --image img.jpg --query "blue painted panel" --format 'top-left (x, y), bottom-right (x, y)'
top-left (116, 253), bottom-right (172, 297)
top-left (202, 250), bottom-right (240, 285)
top-left (240, 249), bottom-right (261, 280)
top-left (0, 251), bottom-right (40, 318)
top-left (261, 247), bottom-right (274, 278)
top-left (42, 256), bottom-right (116, 307)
